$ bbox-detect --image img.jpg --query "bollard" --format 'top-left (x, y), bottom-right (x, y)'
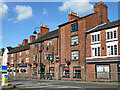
top-left (1, 65), bottom-right (8, 86)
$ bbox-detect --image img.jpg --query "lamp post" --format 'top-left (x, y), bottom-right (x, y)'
top-left (33, 27), bottom-right (42, 79)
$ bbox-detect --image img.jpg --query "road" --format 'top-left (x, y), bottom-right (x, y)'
top-left (1, 79), bottom-right (119, 90)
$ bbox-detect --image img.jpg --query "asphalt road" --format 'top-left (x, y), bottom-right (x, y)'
top-left (1, 79), bottom-right (120, 90)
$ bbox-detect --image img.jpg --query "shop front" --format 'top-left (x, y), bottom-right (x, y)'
top-left (62, 67), bottom-right (70, 78)
top-left (73, 66), bottom-right (81, 78)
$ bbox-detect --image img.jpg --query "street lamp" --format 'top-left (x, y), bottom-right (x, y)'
top-left (33, 27), bottom-right (42, 79)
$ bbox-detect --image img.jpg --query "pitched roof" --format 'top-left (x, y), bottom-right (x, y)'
top-left (8, 43), bottom-right (30, 54)
top-left (8, 29), bottom-right (58, 54)
top-left (7, 47), bottom-right (13, 52)
top-left (86, 20), bottom-right (120, 34)
top-left (30, 29), bottom-right (59, 44)
top-left (58, 12), bottom-right (97, 27)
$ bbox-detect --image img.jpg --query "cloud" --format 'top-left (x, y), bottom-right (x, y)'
top-left (42, 8), bottom-right (48, 15)
top-left (0, 2), bottom-right (8, 18)
top-left (8, 18), bottom-right (14, 21)
top-left (59, 0), bottom-right (93, 16)
top-left (15, 5), bottom-right (33, 21)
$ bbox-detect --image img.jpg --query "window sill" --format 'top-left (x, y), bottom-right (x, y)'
top-left (106, 38), bottom-right (118, 42)
top-left (71, 30), bottom-right (78, 33)
top-left (91, 41), bottom-right (101, 44)
top-left (71, 59), bottom-right (79, 61)
top-left (71, 44), bottom-right (78, 46)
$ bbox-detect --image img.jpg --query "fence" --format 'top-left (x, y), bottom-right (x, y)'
top-left (8, 72), bottom-right (120, 82)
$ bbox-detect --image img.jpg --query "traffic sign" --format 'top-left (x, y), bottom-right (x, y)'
top-left (1, 65), bottom-right (7, 71)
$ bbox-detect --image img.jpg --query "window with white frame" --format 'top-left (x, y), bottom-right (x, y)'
top-left (11, 60), bottom-right (13, 64)
top-left (47, 40), bottom-right (52, 46)
top-left (19, 58), bottom-right (22, 63)
top-left (91, 32), bottom-right (100, 43)
top-left (71, 51), bottom-right (79, 60)
top-left (106, 28), bottom-right (118, 41)
top-left (96, 65), bottom-right (110, 79)
top-left (26, 58), bottom-right (29, 63)
top-left (11, 54), bottom-right (13, 58)
top-left (26, 50), bottom-right (29, 55)
top-left (106, 41), bottom-right (118, 56)
top-left (91, 44), bottom-right (101, 57)
top-left (19, 52), bottom-right (22, 56)
top-left (71, 35), bottom-right (78, 46)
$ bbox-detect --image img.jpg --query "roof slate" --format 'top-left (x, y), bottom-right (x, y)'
top-left (8, 29), bottom-right (59, 54)
top-left (30, 29), bottom-right (59, 44)
top-left (86, 20), bottom-right (120, 34)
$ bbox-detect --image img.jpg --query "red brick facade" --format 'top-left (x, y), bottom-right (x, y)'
top-left (7, 2), bottom-right (120, 81)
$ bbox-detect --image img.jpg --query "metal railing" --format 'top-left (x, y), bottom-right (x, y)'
top-left (7, 72), bottom-right (120, 82)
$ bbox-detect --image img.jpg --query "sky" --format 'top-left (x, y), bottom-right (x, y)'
top-left (1, 0), bottom-right (119, 49)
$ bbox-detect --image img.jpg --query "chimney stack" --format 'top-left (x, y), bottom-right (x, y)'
top-left (40, 24), bottom-right (49, 35)
top-left (22, 39), bottom-right (28, 45)
top-left (94, 1), bottom-right (109, 24)
top-left (30, 35), bottom-right (36, 43)
top-left (18, 44), bottom-right (22, 47)
top-left (68, 11), bottom-right (79, 21)
top-left (37, 33), bottom-right (41, 38)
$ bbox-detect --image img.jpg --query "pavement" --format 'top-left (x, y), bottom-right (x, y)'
top-left (1, 79), bottom-right (120, 90)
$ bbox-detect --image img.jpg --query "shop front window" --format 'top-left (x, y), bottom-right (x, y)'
top-left (63, 67), bottom-right (70, 78)
top-left (73, 66), bottom-right (81, 78)
top-left (49, 67), bottom-right (55, 77)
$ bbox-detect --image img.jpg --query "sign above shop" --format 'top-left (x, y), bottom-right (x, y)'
top-left (19, 64), bottom-right (27, 67)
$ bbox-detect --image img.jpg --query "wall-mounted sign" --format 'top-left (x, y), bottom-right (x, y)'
top-left (19, 64), bottom-right (27, 67)
top-left (1, 65), bottom-right (7, 71)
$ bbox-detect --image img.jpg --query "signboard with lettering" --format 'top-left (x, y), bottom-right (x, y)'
top-left (1, 65), bottom-right (7, 71)
top-left (19, 64), bottom-right (27, 67)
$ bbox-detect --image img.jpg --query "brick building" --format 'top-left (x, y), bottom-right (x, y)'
top-left (86, 20), bottom-right (120, 81)
top-left (7, 1), bottom-right (120, 81)
top-left (58, 1), bottom-right (109, 80)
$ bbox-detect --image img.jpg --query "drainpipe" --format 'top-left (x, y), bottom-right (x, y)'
top-left (85, 34), bottom-right (87, 81)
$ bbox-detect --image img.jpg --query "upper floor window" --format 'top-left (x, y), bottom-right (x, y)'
top-left (71, 23), bottom-right (78, 32)
top-left (106, 28), bottom-right (118, 41)
top-left (19, 58), bottom-right (22, 63)
top-left (106, 41), bottom-right (118, 56)
top-left (91, 32), bottom-right (100, 43)
top-left (47, 40), bottom-right (52, 46)
top-left (71, 50), bottom-right (79, 60)
top-left (41, 42), bottom-right (44, 47)
top-left (19, 52), bottom-right (22, 56)
top-left (33, 53), bottom-right (37, 61)
top-left (26, 50), bottom-right (29, 55)
top-left (71, 35), bottom-right (78, 46)
top-left (26, 58), bottom-right (29, 63)
top-left (11, 54), bottom-right (14, 58)
top-left (11, 60), bottom-right (13, 64)
top-left (34, 44), bottom-right (37, 49)
top-left (91, 44), bottom-right (101, 57)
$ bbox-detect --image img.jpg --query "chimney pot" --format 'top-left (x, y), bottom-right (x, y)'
top-left (68, 11), bottom-right (79, 21)
top-left (30, 35), bottom-right (36, 43)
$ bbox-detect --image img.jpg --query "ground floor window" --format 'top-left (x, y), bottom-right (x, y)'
top-left (33, 67), bottom-right (37, 75)
top-left (96, 65), bottom-right (110, 79)
top-left (73, 66), bottom-right (81, 78)
top-left (49, 67), bottom-right (55, 77)
top-left (63, 67), bottom-right (70, 78)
